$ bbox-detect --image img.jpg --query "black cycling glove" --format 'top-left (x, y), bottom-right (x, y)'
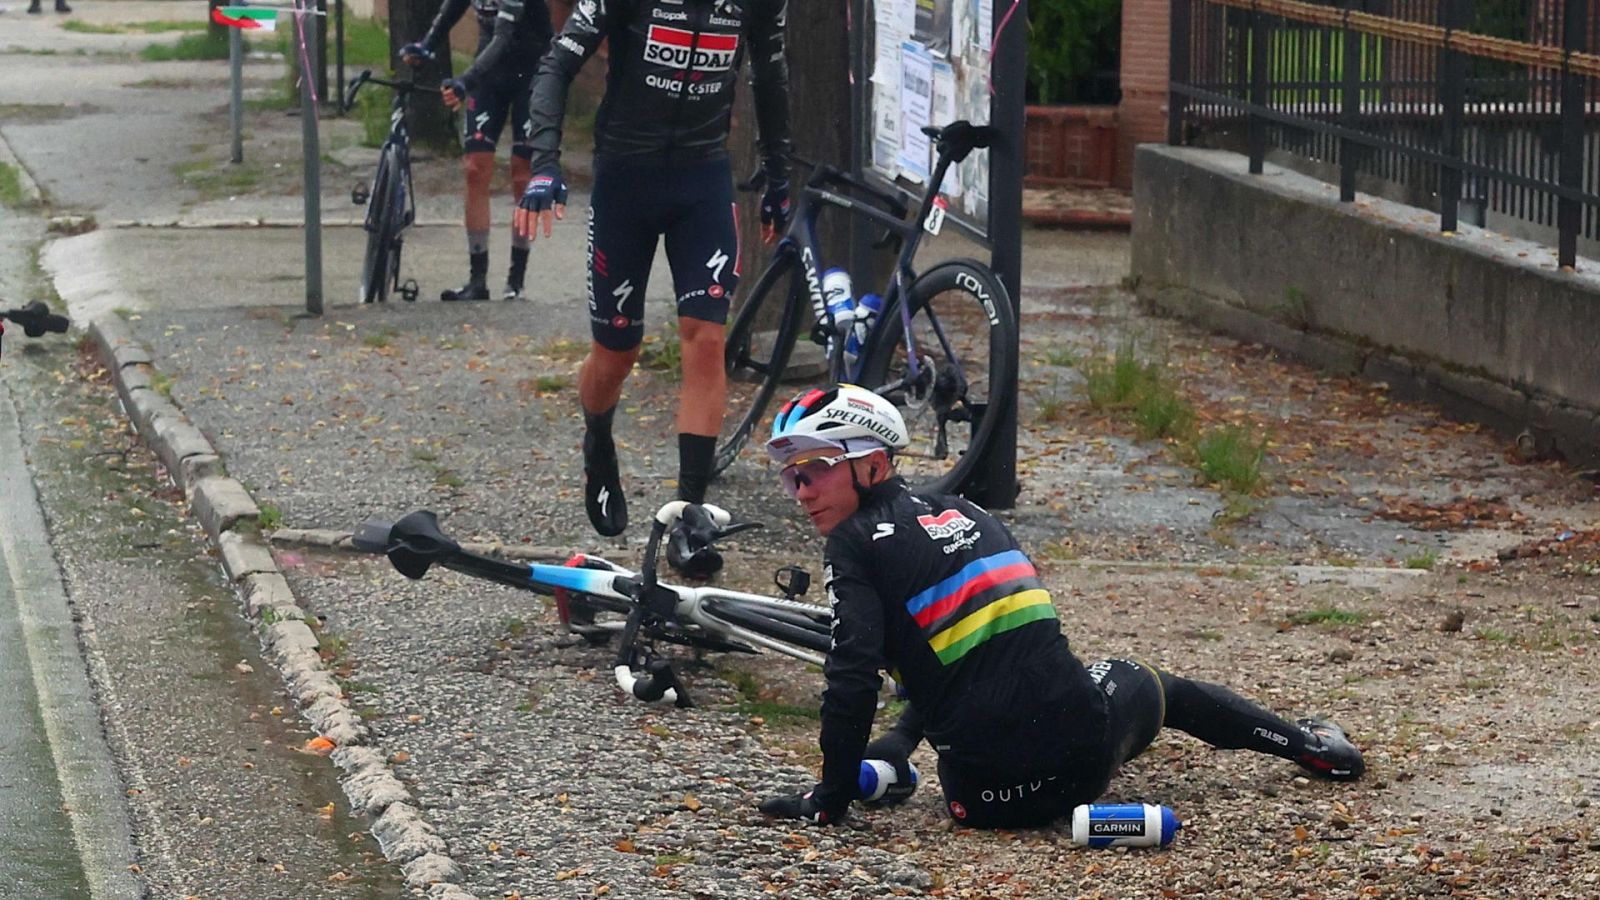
top-left (520, 168), bottom-right (569, 214)
top-left (758, 786), bottom-right (846, 825)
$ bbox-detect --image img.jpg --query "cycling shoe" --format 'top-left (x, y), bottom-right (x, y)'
top-left (1294, 718), bottom-right (1365, 780)
top-left (502, 282), bottom-right (526, 302)
top-left (583, 426), bottom-right (627, 537)
top-left (441, 280), bottom-right (490, 302)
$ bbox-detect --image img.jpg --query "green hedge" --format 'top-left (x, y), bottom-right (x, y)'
top-left (1028, 0), bottom-right (1122, 105)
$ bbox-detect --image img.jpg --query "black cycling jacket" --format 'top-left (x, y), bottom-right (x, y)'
top-left (524, 0), bottom-right (791, 176)
top-left (421, 0), bottom-right (554, 89)
top-left (813, 478), bottom-right (1107, 812)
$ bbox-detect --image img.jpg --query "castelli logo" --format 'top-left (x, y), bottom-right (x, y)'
top-left (708, 284), bottom-right (724, 299)
top-left (949, 801), bottom-right (967, 819)
top-left (612, 315), bottom-right (630, 329)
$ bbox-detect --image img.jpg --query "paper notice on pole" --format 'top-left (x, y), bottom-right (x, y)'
top-left (932, 60), bottom-right (959, 197)
top-left (977, 0), bottom-right (993, 54)
top-left (872, 79), bottom-right (902, 176)
top-left (898, 41), bottom-right (934, 184)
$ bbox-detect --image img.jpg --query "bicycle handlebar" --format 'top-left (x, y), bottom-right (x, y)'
top-left (342, 68), bottom-right (442, 113)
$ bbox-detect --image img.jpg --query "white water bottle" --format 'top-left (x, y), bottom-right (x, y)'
top-left (1069, 803), bottom-right (1181, 848)
top-left (858, 758), bottom-right (919, 801)
top-left (821, 268), bottom-right (855, 328)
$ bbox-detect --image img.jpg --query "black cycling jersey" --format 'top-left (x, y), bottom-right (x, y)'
top-left (524, 0), bottom-right (791, 175)
top-left (421, 0), bottom-right (554, 89)
top-left (813, 478), bottom-right (1108, 811)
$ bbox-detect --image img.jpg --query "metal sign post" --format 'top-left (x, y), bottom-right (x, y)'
top-left (295, 1), bottom-right (324, 316)
top-left (229, 28), bottom-right (244, 163)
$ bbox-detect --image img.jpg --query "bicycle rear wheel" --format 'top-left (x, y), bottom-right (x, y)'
top-left (359, 149), bottom-right (399, 304)
top-left (714, 246), bottom-right (808, 476)
top-left (700, 596), bottom-right (831, 655)
top-left (856, 259), bottom-right (1017, 495)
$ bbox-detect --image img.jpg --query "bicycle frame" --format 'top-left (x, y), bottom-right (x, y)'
top-left (356, 501), bottom-right (831, 708)
top-left (773, 129), bottom-right (982, 389)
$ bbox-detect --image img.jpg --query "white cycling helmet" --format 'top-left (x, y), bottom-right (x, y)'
top-left (765, 384), bottom-right (908, 466)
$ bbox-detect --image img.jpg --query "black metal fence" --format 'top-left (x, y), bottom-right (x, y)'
top-left (1168, 0), bottom-right (1600, 268)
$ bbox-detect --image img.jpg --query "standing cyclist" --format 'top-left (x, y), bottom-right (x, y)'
top-left (757, 385), bottom-right (1365, 827)
top-left (514, 0), bottom-right (793, 537)
top-left (400, 0), bottom-right (553, 302)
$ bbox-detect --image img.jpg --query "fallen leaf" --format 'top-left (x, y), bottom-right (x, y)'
top-left (302, 736), bottom-right (336, 756)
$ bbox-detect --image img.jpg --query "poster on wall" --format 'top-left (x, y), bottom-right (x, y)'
top-left (898, 40), bottom-right (934, 183)
top-left (914, 0), bottom-right (953, 56)
top-left (932, 60), bottom-right (958, 196)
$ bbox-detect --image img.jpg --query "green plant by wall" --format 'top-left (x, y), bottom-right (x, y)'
top-left (1027, 0), bottom-right (1122, 104)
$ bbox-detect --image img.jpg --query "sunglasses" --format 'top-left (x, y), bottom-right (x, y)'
top-left (778, 450), bottom-right (875, 497)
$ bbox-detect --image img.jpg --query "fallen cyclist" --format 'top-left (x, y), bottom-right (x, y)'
top-left (756, 384), bottom-right (1365, 828)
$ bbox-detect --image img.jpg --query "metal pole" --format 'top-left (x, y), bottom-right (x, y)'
top-left (967, 0), bottom-right (1025, 509)
top-left (1338, 1), bottom-right (1359, 202)
top-left (335, 0), bottom-right (345, 118)
top-left (316, 0), bottom-right (329, 107)
top-left (299, 8), bottom-right (324, 316)
top-left (229, 27), bottom-right (244, 164)
top-left (1437, 0), bottom-right (1465, 233)
top-left (1168, 0), bottom-right (1190, 145)
top-left (1248, 5), bottom-right (1269, 174)
top-left (1558, 0), bottom-right (1585, 269)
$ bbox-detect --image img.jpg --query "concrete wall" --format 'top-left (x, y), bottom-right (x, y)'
top-left (1131, 144), bottom-right (1600, 464)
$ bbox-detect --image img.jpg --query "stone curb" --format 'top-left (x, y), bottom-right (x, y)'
top-left (0, 130), bottom-right (44, 206)
top-left (86, 316), bottom-right (480, 898)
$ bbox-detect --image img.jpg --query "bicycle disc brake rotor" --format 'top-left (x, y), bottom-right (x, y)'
top-left (899, 354), bottom-right (938, 411)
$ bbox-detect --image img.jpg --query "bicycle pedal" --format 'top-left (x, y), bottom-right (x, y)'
top-left (351, 184), bottom-right (369, 205)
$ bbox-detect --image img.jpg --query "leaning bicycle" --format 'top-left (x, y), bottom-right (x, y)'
top-left (718, 121), bottom-right (1016, 496)
top-left (343, 69), bottom-right (432, 304)
top-left (354, 501), bottom-right (831, 708)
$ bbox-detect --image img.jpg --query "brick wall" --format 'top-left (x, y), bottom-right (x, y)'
top-left (1025, 106), bottom-right (1119, 187)
top-left (1117, 0), bottom-right (1170, 189)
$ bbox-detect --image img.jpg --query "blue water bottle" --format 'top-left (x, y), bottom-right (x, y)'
top-left (1069, 803), bottom-right (1181, 848)
top-left (858, 758), bottom-right (919, 801)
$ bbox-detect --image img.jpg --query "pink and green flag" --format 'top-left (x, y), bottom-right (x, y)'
top-left (212, 7), bottom-right (278, 30)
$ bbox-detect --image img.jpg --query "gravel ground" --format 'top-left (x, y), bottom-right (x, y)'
top-left (120, 277), bottom-right (1600, 897)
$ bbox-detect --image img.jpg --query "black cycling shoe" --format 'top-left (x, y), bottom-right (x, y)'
top-left (583, 427), bottom-right (627, 537)
top-left (441, 280), bottom-right (490, 302)
top-left (1294, 718), bottom-right (1365, 781)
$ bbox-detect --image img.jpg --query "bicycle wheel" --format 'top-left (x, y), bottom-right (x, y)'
top-left (359, 149), bottom-right (399, 304)
top-left (701, 596), bottom-right (831, 655)
top-left (856, 259), bottom-right (1017, 495)
top-left (714, 246), bottom-right (808, 476)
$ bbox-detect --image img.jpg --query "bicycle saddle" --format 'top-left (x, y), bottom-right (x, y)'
top-left (2, 301), bottom-right (70, 338)
top-left (379, 509), bottom-right (461, 579)
top-left (920, 121), bottom-right (999, 163)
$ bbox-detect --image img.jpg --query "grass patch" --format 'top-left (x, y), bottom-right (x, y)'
top-left (639, 323), bottom-right (683, 375)
top-left (0, 163), bottom-right (33, 209)
top-left (141, 31), bottom-right (238, 62)
top-left (1190, 425), bottom-right (1267, 493)
top-left (362, 327), bottom-right (398, 349)
top-left (1132, 380), bottom-right (1194, 440)
top-left (65, 19), bottom-right (206, 34)
top-left (1037, 344), bottom-right (1077, 367)
top-left (433, 469), bottom-right (465, 489)
top-left (505, 617), bottom-right (527, 638)
top-left (537, 337), bottom-right (589, 362)
top-left (1404, 549), bottom-right (1439, 570)
top-left (257, 503), bottom-right (283, 531)
top-left (725, 668), bottom-right (819, 722)
top-left (354, 87), bottom-right (391, 149)
top-left (343, 681), bottom-right (382, 695)
top-left (533, 374), bottom-right (570, 393)
top-left (173, 159), bottom-right (263, 199)
top-left (410, 448), bottom-right (439, 463)
top-left (1035, 389), bottom-right (1070, 424)
top-left (1473, 627), bottom-right (1513, 643)
top-left (1080, 338), bottom-right (1160, 410)
top-left (149, 370), bottom-right (175, 399)
top-left (655, 854), bottom-right (695, 866)
top-left (1289, 606), bottom-right (1369, 626)
top-left (317, 632), bottom-right (349, 663)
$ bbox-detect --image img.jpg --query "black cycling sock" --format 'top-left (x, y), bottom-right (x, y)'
top-left (507, 246), bottom-right (529, 289)
top-left (677, 433), bottom-right (716, 503)
top-left (1157, 671), bottom-right (1310, 760)
top-left (468, 250), bottom-right (489, 284)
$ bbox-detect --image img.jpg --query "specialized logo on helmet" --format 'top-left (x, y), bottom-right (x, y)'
top-left (821, 406), bottom-right (902, 444)
top-left (644, 25), bottom-right (739, 72)
top-left (917, 509), bottom-right (977, 541)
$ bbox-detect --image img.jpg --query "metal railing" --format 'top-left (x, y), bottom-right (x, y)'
top-left (1168, 0), bottom-right (1600, 268)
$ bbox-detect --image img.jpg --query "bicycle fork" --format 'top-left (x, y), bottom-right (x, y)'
top-left (613, 607), bottom-right (694, 707)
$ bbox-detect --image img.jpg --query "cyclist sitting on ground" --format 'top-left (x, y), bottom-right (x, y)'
top-left (400, 0), bottom-right (554, 302)
top-left (757, 385), bottom-right (1365, 827)
top-left (513, 0), bottom-right (794, 537)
